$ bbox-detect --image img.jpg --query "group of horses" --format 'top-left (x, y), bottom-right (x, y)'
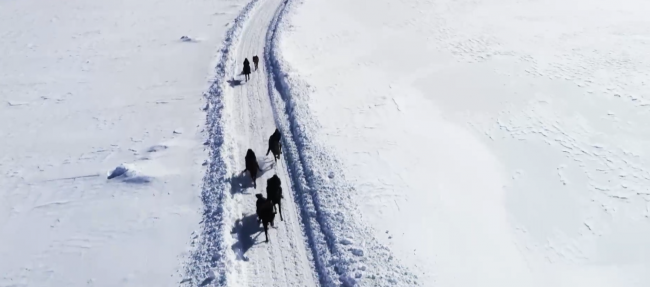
top-left (242, 55), bottom-right (260, 81)
top-left (241, 128), bottom-right (283, 242)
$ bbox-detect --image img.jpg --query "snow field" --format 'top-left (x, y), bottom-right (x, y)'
top-left (277, 0), bottom-right (650, 286)
top-left (0, 0), bottom-right (249, 286)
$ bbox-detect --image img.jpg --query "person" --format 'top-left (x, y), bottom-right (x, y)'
top-left (252, 55), bottom-right (259, 71)
top-left (243, 58), bottom-right (251, 81)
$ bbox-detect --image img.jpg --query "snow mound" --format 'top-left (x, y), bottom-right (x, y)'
top-left (106, 163), bottom-right (152, 183)
top-left (180, 35), bottom-right (194, 42)
top-left (180, 35), bottom-right (204, 43)
top-left (147, 144), bottom-right (169, 153)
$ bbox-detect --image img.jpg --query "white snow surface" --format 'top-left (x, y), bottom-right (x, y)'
top-left (5, 0), bottom-right (650, 286)
top-left (0, 0), bottom-right (248, 285)
top-left (278, 0), bottom-right (650, 286)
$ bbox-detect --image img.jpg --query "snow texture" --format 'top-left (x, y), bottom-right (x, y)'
top-left (4, 0), bottom-right (650, 286)
top-left (0, 0), bottom-right (246, 286)
top-left (278, 0), bottom-right (650, 286)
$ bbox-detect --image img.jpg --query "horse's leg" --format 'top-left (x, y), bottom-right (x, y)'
top-left (279, 200), bottom-right (283, 221)
top-left (263, 221), bottom-right (269, 242)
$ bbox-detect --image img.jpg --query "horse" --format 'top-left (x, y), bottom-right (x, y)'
top-left (252, 55), bottom-right (259, 71)
top-left (243, 58), bottom-right (251, 81)
top-left (266, 129), bottom-right (282, 163)
top-left (266, 174), bottom-right (283, 221)
top-left (243, 149), bottom-right (260, 188)
top-left (256, 194), bottom-right (276, 243)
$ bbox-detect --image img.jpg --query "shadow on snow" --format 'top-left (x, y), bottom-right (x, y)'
top-left (230, 213), bottom-right (264, 261)
top-left (230, 158), bottom-right (277, 195)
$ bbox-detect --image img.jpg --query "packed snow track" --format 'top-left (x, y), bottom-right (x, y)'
top-left (181, 0), bottom-right (318, 286)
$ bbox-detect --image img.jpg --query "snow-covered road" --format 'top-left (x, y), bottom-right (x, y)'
top-left (181, 0), bottom-right (320, 286)
top-left (225, 0), bottom-right (318, 285)
top-left (183, 0), bottom-right (421, 285)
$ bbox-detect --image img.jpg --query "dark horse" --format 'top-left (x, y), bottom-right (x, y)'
top-left (252, 55), bottom-right (259, 71)
top-left (266, 174), bottom-right (283, 221)
top-left (243, 58), bottom-right (251, 81)
top-left (243, 149), bottom-right (260, 188)
top-left (266, 128), bottom-right (282, 163)
top-left (256, 194), bottom-right (276, 243)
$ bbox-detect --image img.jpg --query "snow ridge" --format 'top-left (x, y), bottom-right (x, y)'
top-left (181, 0), bottom-right (263, 285)
top-left (264, 0), bottom-right (421, 286)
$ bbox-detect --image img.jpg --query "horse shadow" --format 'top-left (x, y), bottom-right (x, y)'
top-left (230, 213), bottom-right (263, 261)
top-left (230, 172), bottom-right (255, 195)
top-left (258, 157), bottom-right (276, 176)
top-left (230, 158), bottom-right (277, 195)
top-left (227, 78), bottom-right (242, 87)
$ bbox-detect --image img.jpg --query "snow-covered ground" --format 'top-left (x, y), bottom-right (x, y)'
top-left (4, 0), bottom-right (650, 286)
top-left (278, 0), bottom-right (650, 286)
top-left (0, 0), bottom-right (247, 285)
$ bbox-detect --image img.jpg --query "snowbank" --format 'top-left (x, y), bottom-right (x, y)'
top-left (277, 0), bottom-right (650, 286)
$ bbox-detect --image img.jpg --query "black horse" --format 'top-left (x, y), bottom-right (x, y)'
top-left (252, 55), bottom-right (259, 71)
top-left (243, 58), bottom-right (251, 81)
top-left (256, 194), bottom-right (276, 243)
top-left (266, 174), bottom-right (283, 221)
top-left (243, 149), bottom-right (260, 188)
top-left (266, 129), bottom-right (282, 163)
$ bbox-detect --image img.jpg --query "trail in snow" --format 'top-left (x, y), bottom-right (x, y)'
top-left (182, 0), bottom-right (318, 286)
top-left (184, 0), bottom-right (421, 285)
top-left (224, 0), bottom-right (318, 285)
